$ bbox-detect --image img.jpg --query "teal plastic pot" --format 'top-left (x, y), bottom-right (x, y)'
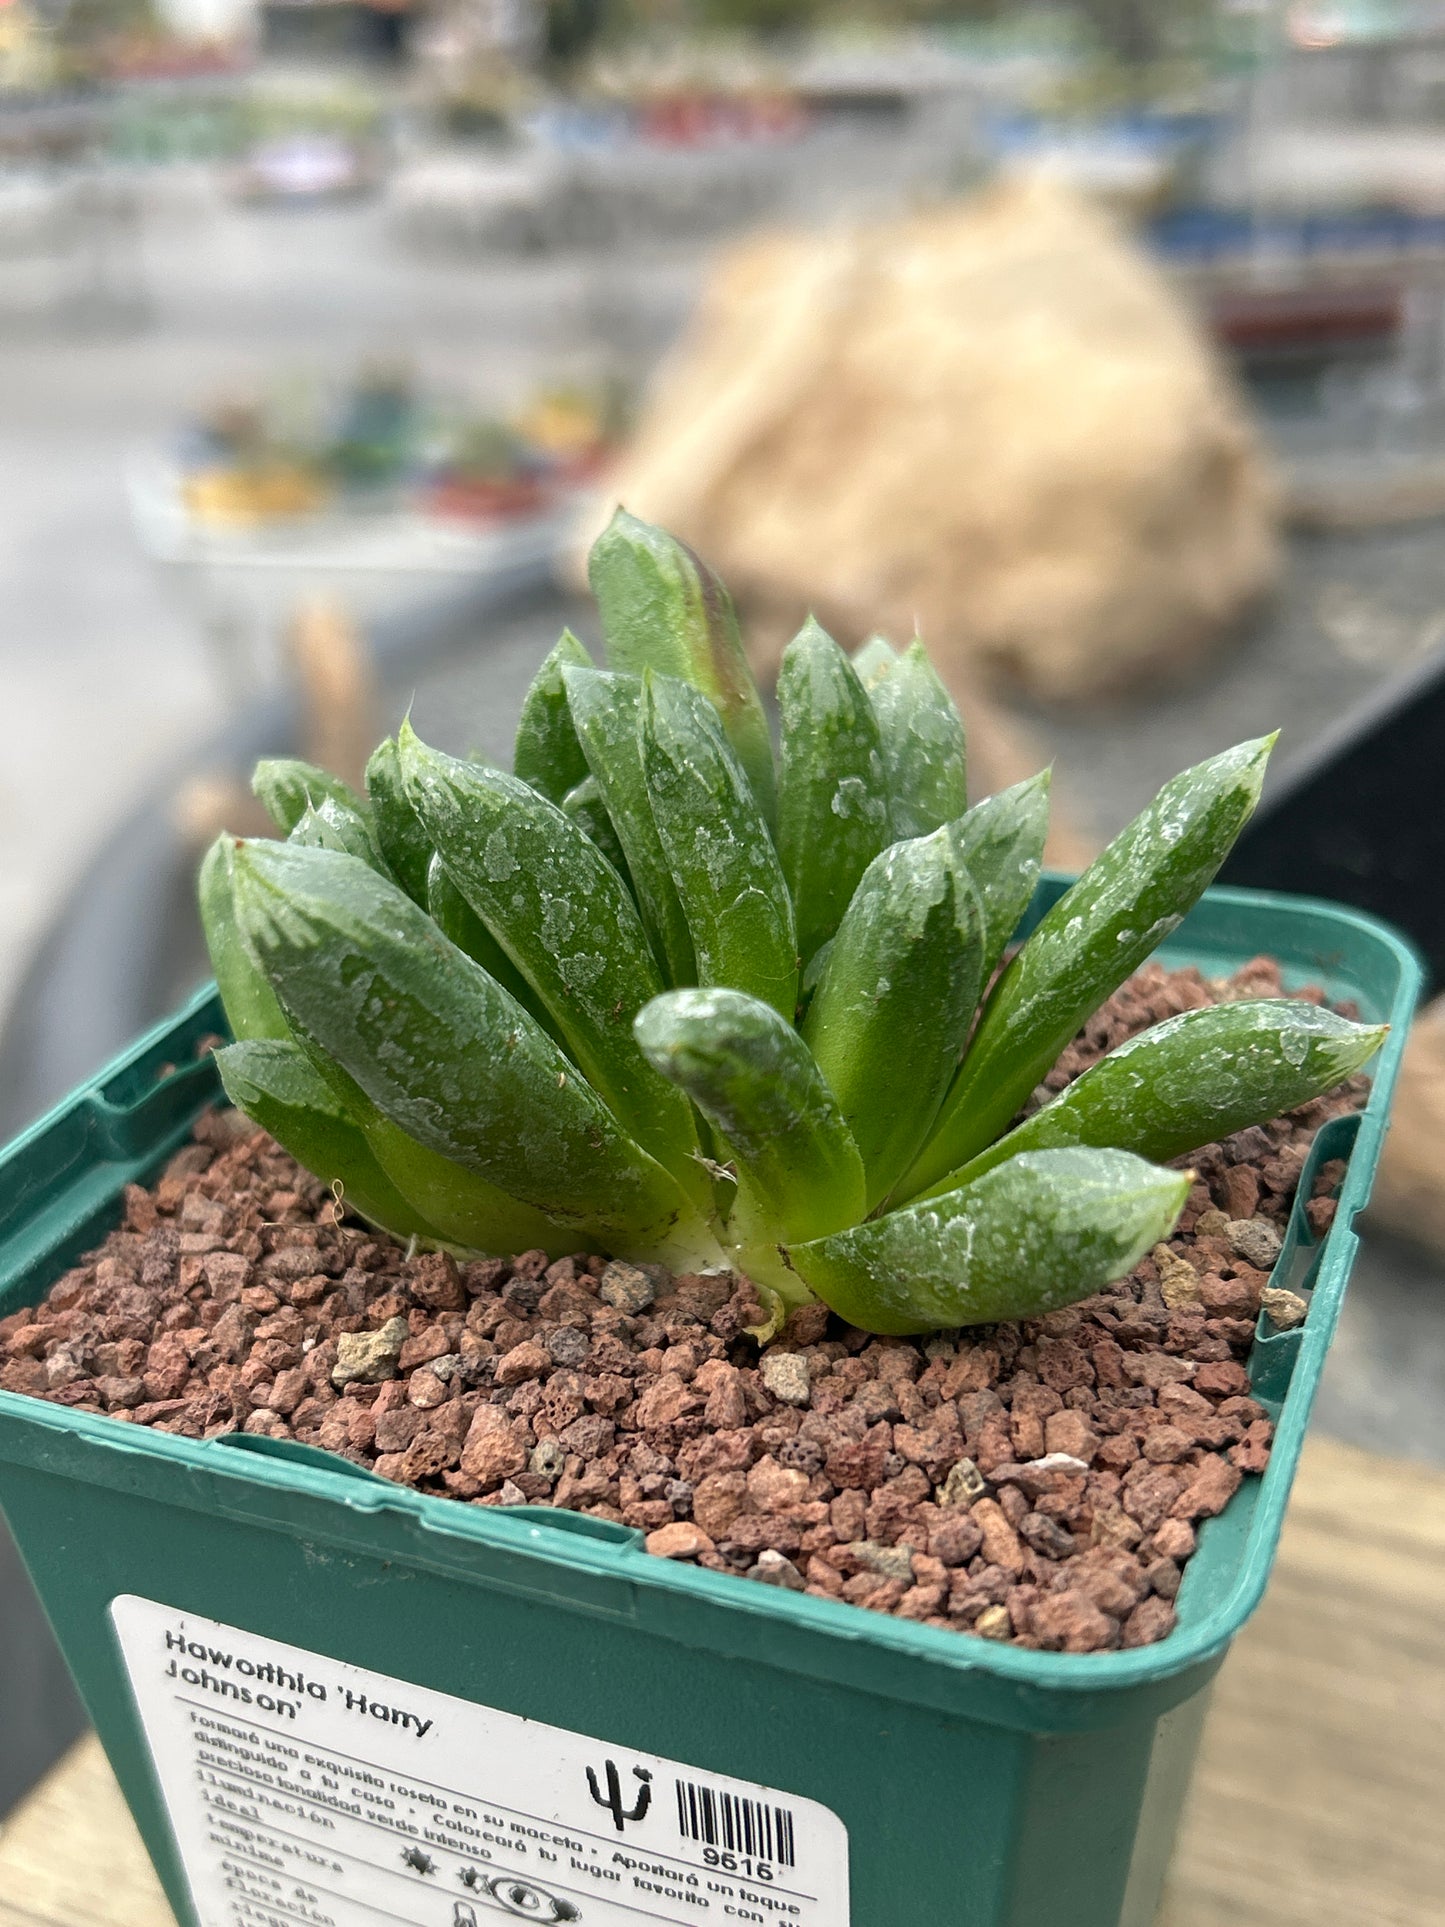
top-left (0, 882), bottom-right (1419, 1927)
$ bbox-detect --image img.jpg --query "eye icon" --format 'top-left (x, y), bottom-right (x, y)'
top-left (486, 1875), bottom-right (580, 1921)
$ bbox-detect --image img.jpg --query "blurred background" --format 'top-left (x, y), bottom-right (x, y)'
top-left (1, 0), bottom-right (1445, 1915)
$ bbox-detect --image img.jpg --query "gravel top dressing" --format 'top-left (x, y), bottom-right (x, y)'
top-left (0, 959), bottom-right (1364, 1657)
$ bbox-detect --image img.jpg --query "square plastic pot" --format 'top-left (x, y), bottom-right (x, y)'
top-left (0, 880), bottom-right (1420, 1927)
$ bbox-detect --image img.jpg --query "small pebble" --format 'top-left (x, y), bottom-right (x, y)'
top-left (545, 1326), bottom-right (590, 1367)
top-left (645, 1521), bottom-right (714, 1561)
top-left (496, 1480), bottom-right (527, 1506)
top-left (1023, 1453), bottom-right (1090, 1478)
top-left (407, 1369), bottom-right (449, 1410)
top-left (598, 1261), bottom-right (655, 1313)
top-left (1153, 1244), bottom-right (1203, 1309)
top-left (760, 1351), bottom-right (811, 1406)
top-left (850, 1541), bottom-right (914, 1584)
top-left (495, 1341), bottom-right (549, 1386)
top-left (973, 1605), bottom-right (1013, 1641)
top-left (748, 1550), bottom-right (806, 1591)
top-left (528, 1439), bottom-right (566, 1481)
top-left (331, 1316), bottom-right (409, 1387)
top-left (1260, 1286), bottom-right (1309, 1332)
top-left (937, 1457), bottom-right (987, 1506)
top-left (1227, 1217), bottom-right (1283, 1270)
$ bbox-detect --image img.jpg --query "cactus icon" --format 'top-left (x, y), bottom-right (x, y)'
top-left (586, 1759), bottom-right (653, 1831)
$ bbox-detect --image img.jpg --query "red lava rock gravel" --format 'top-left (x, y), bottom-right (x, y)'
top-left (0, 959), bottom-right (1366, 1655)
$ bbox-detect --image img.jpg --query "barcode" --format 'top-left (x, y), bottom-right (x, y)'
top-left (674, 1780), bottom-right (796, 1867)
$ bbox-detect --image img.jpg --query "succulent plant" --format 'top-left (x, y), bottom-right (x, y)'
top-left (200, 512), bottom-right (1385, 1336)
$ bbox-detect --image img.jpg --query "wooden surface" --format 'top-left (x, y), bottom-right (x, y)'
top-left (1, 1434), bottom-right (1441, 1927)
top-left (1157, 1434), bottom-right (1445, 1927)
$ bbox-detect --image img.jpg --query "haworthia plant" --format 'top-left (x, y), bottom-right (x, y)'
top-left (200, 513), bottom-right (1387, 1334)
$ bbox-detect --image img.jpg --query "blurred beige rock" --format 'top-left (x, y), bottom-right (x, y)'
top-left (578, 176), bottom-right (1280, 711)
top-left (1372, 996), bottom-right (1445, 1254)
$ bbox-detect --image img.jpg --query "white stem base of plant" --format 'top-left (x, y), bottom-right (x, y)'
top-left (613, 1209), bottom-right (817, 1330)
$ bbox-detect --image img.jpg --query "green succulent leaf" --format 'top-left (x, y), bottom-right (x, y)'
top-left (564, 664), bottom-right (696, 984)
top-left (365, 736), bottom-right (434, 905)
top-left (253, 758), bottom-right (367, 838)
top-left (933, 1000), bottom-right (1388, 1196)
top-left (851, 634), bottom-right (898, 690)
top-left (216, 1039), bottom-right (439, 1241)
top-left (899, 735), bottom-right (1277, 1199)
top-left (289, 796), bottom-right (391, 877)
top-left (229, 839), bottom-right (689, 1244)
top-left (360, 1109), bottom-right (589, 1258)
top-left (948, 771), bottom-right (1051, 982)
top-left (514, 629), bottom-right (594, 805)
top-left (635, 987), bottom-right (866, 1246)
top-left (253, 1020), bottom-right (581, 1257)
top-left (804, 828), bottom-right (985, 1211)
top-left (776, 616), bottom-right (891, 963)
top-left (588, 508), bottom-right (776, 826)
top-left (798, 934), bottom-right (833, 1012)
top-left (642, 672), bottom-right (799, 1020)
top-left (560, 774), bottom-right (632, 886)
top-left (867, 639), bottom-right (968, 840)
top-left (199, 835), bottom-right (290, 1042)
top-left (424, 851), bottom-right (548, 1024)
top-left (396, 723), bottom-right (705, 1197)
top-left (785, 1148), bottom-right (1190, 1335)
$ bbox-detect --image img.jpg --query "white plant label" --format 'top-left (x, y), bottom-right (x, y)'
top-left (110, 1596), bottom-right (850, 1927)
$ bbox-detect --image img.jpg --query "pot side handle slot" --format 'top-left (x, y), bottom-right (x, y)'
top-left (0, 997), bottom-right (228, 1318)
top-left (1249, 1112), bottom-right (1360, 1408)
top-left (87, 1056), bottom-right (221, 1162)
top-left (84, 988), bottom-right (229, 1161)
top-left (204, 1436), bottom-right (648, 1558)
top-left (495, 1506), bottom-right (645, 1551)
top-left (207, 1431), bottom-right (388, 1484)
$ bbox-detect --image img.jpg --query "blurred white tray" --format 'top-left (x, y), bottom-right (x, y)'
top-left (124, 448), bottom-right (583, 696)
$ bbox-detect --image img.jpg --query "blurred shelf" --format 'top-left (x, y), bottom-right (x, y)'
top-left (1, 1436), bottom-right (1441, 1927)
top-left (126, 447), bottom-right (583, 580)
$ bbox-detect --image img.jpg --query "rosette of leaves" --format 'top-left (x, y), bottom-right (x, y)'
top-left (200, 512), bottom-right (1385, 1335)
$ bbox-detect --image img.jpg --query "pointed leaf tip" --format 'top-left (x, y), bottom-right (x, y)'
top-left (513, 628), bottom-right (594, 806)
top-left (588, 510), bottom-right (776, 825)
top-left (900, 734), bottom-right (1283, 1196)
top-left (927, 999), bottom-right (1389, 1198)
top-left (868, 637), bottom-right (967, 841)
top-left (635, 986), bottom-right (864, 1245)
